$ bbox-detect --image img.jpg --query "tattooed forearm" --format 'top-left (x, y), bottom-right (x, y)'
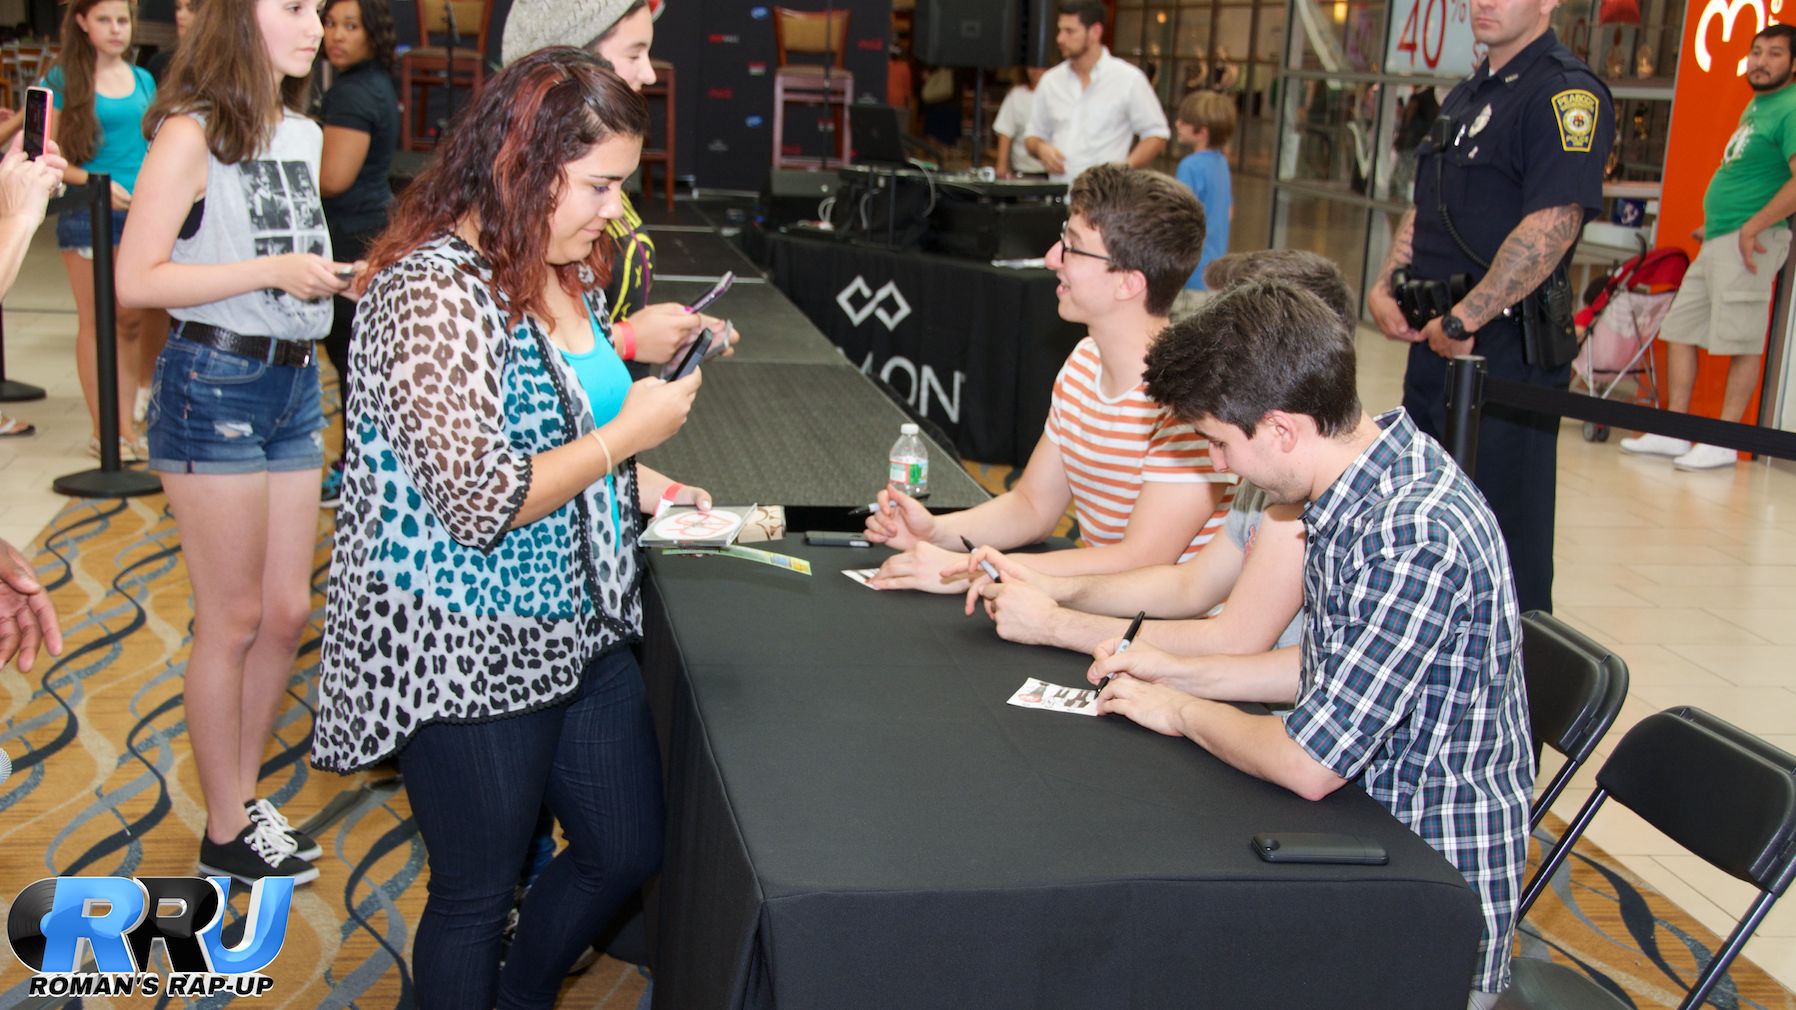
top-left (1374, 209), bottom-right (1417, 292)
top-left (1454, 204), bottom-right (1582, 330)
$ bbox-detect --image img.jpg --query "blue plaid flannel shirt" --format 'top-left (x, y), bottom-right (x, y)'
top-left (1284, 409), bottom-right (1534, 994)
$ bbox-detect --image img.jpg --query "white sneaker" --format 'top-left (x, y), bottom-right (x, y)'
top-left (1673, 443), bottom-right (1738, 470)
top-left (1619, 432), bottom-right (1692, 457)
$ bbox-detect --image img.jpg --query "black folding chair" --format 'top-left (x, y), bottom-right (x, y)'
top-left (1521, 611), bottom-right (1630, 831)
top-left (1499, 707), bottom-right (1796, 1010)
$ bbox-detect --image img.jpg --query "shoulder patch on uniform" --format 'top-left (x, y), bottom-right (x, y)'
top-left (1552, 89), bottom-right (1600, 153)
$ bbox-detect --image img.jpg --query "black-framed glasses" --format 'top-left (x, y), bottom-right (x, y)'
top-left (1059, 221), bottom-right (1113, 263)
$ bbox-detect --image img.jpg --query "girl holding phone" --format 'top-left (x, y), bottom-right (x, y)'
top-left (6, 0), bottom-right (157, 458)
top-left (117, 0), bottom-right (357, 884)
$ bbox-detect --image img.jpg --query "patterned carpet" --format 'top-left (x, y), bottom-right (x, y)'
top-left (0, 456), bottom-right (1790, 1007)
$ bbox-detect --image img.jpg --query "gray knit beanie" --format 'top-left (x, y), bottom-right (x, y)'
top-left (500, 0), bottom-right (641, 66)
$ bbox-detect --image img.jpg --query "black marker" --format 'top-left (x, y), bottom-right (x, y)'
top-left (1096, 611), bottom-right (1147, 692)
top-left (959, 535), bottom-right (1001, 583)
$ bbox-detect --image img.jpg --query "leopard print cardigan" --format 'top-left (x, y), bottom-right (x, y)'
top-left (312, 233), bottom-right (643, 773)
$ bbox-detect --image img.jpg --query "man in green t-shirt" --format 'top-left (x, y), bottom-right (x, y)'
top-left (1623, 24), bottom-right (1796, 469)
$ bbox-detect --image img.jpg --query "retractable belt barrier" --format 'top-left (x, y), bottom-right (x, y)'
top-left (1442, 354), bottom-right (1796, 473)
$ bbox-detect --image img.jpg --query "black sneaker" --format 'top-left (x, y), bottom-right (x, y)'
top-left (246, 798), bottom-right (322, 861)
top-left (198, 822), bottom-right (318, 886)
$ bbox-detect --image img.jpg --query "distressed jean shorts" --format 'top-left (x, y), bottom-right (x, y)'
top-left (55, 207), bottom-right (129, 259)
top-left (145, 334), bottom-right (326, 474)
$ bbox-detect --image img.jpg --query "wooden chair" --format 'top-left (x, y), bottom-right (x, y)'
top-left (638, 59), bottom-right (675, 211)
top-left (771, 7), bottom-right (852, 170)
top-left (398, 0), bottom-right (488, 151)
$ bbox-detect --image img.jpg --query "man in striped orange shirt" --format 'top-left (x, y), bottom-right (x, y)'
top-left (867, 165), bottom-right (1233, 592)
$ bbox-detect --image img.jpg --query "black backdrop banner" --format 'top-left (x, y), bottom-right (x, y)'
top-left (764, 233), bottom-right (1083, 466)
top-left (655, 0), bottom-right (891, 193)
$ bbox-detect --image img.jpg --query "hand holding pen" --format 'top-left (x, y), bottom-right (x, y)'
top-left (958, 536), bottom-right (1002, 583)
top-left (1093, 611), bottom-right (1147, 692)
top-left (859, 486), bottom-right (935, 551)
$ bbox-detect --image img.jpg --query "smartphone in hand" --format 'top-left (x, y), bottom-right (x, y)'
top-left (23, 86), bottom-right (52, 161)
top-left (664, 329), bottom-right (713, 381)
top-left (685, 271), bottom-right (735, 314)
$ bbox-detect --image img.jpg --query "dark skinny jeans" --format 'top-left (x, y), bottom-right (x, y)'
top-left (399, 647), bottom-right (664, 1010)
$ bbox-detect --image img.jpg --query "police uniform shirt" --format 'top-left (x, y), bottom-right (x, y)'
top-left (1411, 29), bottom-right (1613, 289)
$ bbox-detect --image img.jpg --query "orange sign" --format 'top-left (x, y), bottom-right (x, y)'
top-left (1656, 0), bottom-right (1782, 421)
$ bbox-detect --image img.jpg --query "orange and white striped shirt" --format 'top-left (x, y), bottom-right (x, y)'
top-left (1045, 338), bottom-right (1235, 562)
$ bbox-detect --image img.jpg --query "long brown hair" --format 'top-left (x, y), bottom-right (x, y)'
top-left (143, 0), bottom-right (312, 164)
top-left (55, 0), bottom-right (138, 167)
top-left (364, 47), bottom-right (648, 330)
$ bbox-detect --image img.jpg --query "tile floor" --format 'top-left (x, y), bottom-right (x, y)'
top-left (1, 222), bottom-right (1792, 988)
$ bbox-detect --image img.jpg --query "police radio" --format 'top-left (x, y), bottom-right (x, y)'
top-left (1402, 115), bottom-right (1580, 369)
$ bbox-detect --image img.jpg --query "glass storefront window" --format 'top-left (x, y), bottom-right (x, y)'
top-left (1286, 0), bottom-right (1386, 73)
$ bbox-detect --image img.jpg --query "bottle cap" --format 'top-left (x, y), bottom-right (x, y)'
top-left (901, 423), bottom-right (919, 435)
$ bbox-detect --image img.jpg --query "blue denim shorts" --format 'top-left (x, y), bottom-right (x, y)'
top-left (145, 334), bottom-right (326, 475)
top-left (56, 207), bottom-right (129, 258)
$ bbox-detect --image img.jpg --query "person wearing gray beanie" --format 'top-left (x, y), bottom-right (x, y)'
top-left (498, 0), bottom-right (645, 68)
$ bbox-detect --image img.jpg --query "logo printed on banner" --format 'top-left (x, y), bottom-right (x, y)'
top-left (747, 61), bottom-right (769, 76)
top-left (854, 351), bottom-right (963, 424)
top-left (750, 5), bottom-right (769, 18)
top-left (7, 875), bottom-right (293, 999)
top-left (707, 139), bottom-right (730, 152)
top-left (837, 276), bottom-right (912, 330)
top-left (707, 87), bottom-right (734, 100)
top-left (707, 32), bottom-right (741, 44)
top-left (1694, 0), bottom-right (1771, 74)
top-left (746, 115), bottom-right (765, 128)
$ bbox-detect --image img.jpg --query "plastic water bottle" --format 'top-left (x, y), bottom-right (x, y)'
top-left (888, 423), bottom-right (929, 498)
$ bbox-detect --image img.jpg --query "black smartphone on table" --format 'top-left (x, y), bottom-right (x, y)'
top-left (1250, 832), bottom-right (1388, 865)
top-left (23, 86), bottom-right (52, 161)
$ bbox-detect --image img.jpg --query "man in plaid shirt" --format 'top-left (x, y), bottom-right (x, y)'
top-left (1089, 280), bottom-right (1534, 1008)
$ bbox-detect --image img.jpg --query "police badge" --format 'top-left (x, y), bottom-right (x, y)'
top-left (1552, 89), bottom-right (1600, 153)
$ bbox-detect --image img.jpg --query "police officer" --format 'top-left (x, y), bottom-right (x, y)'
top-left (1368, 0), bottom-right (1613, 618)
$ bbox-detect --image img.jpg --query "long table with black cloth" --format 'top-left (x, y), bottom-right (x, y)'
top-left (761, 231), bottom-right (1087, 467)
top-left (637, 537), bottom-right (1485, 1010)
top-left (631, 230), bottom-right (988, 514)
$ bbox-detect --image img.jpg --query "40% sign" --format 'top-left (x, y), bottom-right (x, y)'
top-left (1389, 0), bottom-right (1477, 75)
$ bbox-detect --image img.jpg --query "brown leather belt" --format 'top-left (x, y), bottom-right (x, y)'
top-left (174, 321), bottom-right (315, 368)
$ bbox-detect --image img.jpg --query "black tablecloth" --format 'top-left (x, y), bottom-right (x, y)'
top-left (762, 232), bottom-right (1086, 466)
top-left (641, 538), bottom-right (1484, 1010)
top-left (636, 360), bottom-right (987, 512)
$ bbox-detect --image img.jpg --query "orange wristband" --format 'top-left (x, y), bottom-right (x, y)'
top-left (615, 318), bottom-right (637, 361)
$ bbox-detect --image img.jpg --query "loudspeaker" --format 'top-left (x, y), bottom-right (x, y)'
top-left (1021, 0), bottom-right (1059, 68)
top-left (762, 169), bottom-right (840, 228)
top-left (916, 0), bottom-right (1020, 69)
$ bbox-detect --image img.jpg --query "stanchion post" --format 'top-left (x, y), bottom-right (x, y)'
top-left (1443, 354), bottom-right (1487, 474)
top-left (92, 175), bottom-right (120, 472)
top-left (52, 174), bottom-right (160, 498)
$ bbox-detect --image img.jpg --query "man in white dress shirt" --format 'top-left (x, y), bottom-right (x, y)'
top-left (1024, 0), bottom-right (1171, 182)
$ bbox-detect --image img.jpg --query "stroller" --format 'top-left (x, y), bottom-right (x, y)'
top-left (1571, 243), bottom-right (1691, 442)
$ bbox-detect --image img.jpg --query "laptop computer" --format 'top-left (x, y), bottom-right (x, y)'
top-left (849, 104), bottom-right (910, 168)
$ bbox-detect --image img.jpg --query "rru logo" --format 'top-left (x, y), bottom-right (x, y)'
top-left (7, 876), bottom-right (292, 976)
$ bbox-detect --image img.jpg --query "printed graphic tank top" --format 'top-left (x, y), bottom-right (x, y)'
top-left (170, 110), bottom-right (332, 342)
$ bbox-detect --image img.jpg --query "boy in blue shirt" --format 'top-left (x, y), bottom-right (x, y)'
top-left (1171, 90), bottom-right (1235, 321)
